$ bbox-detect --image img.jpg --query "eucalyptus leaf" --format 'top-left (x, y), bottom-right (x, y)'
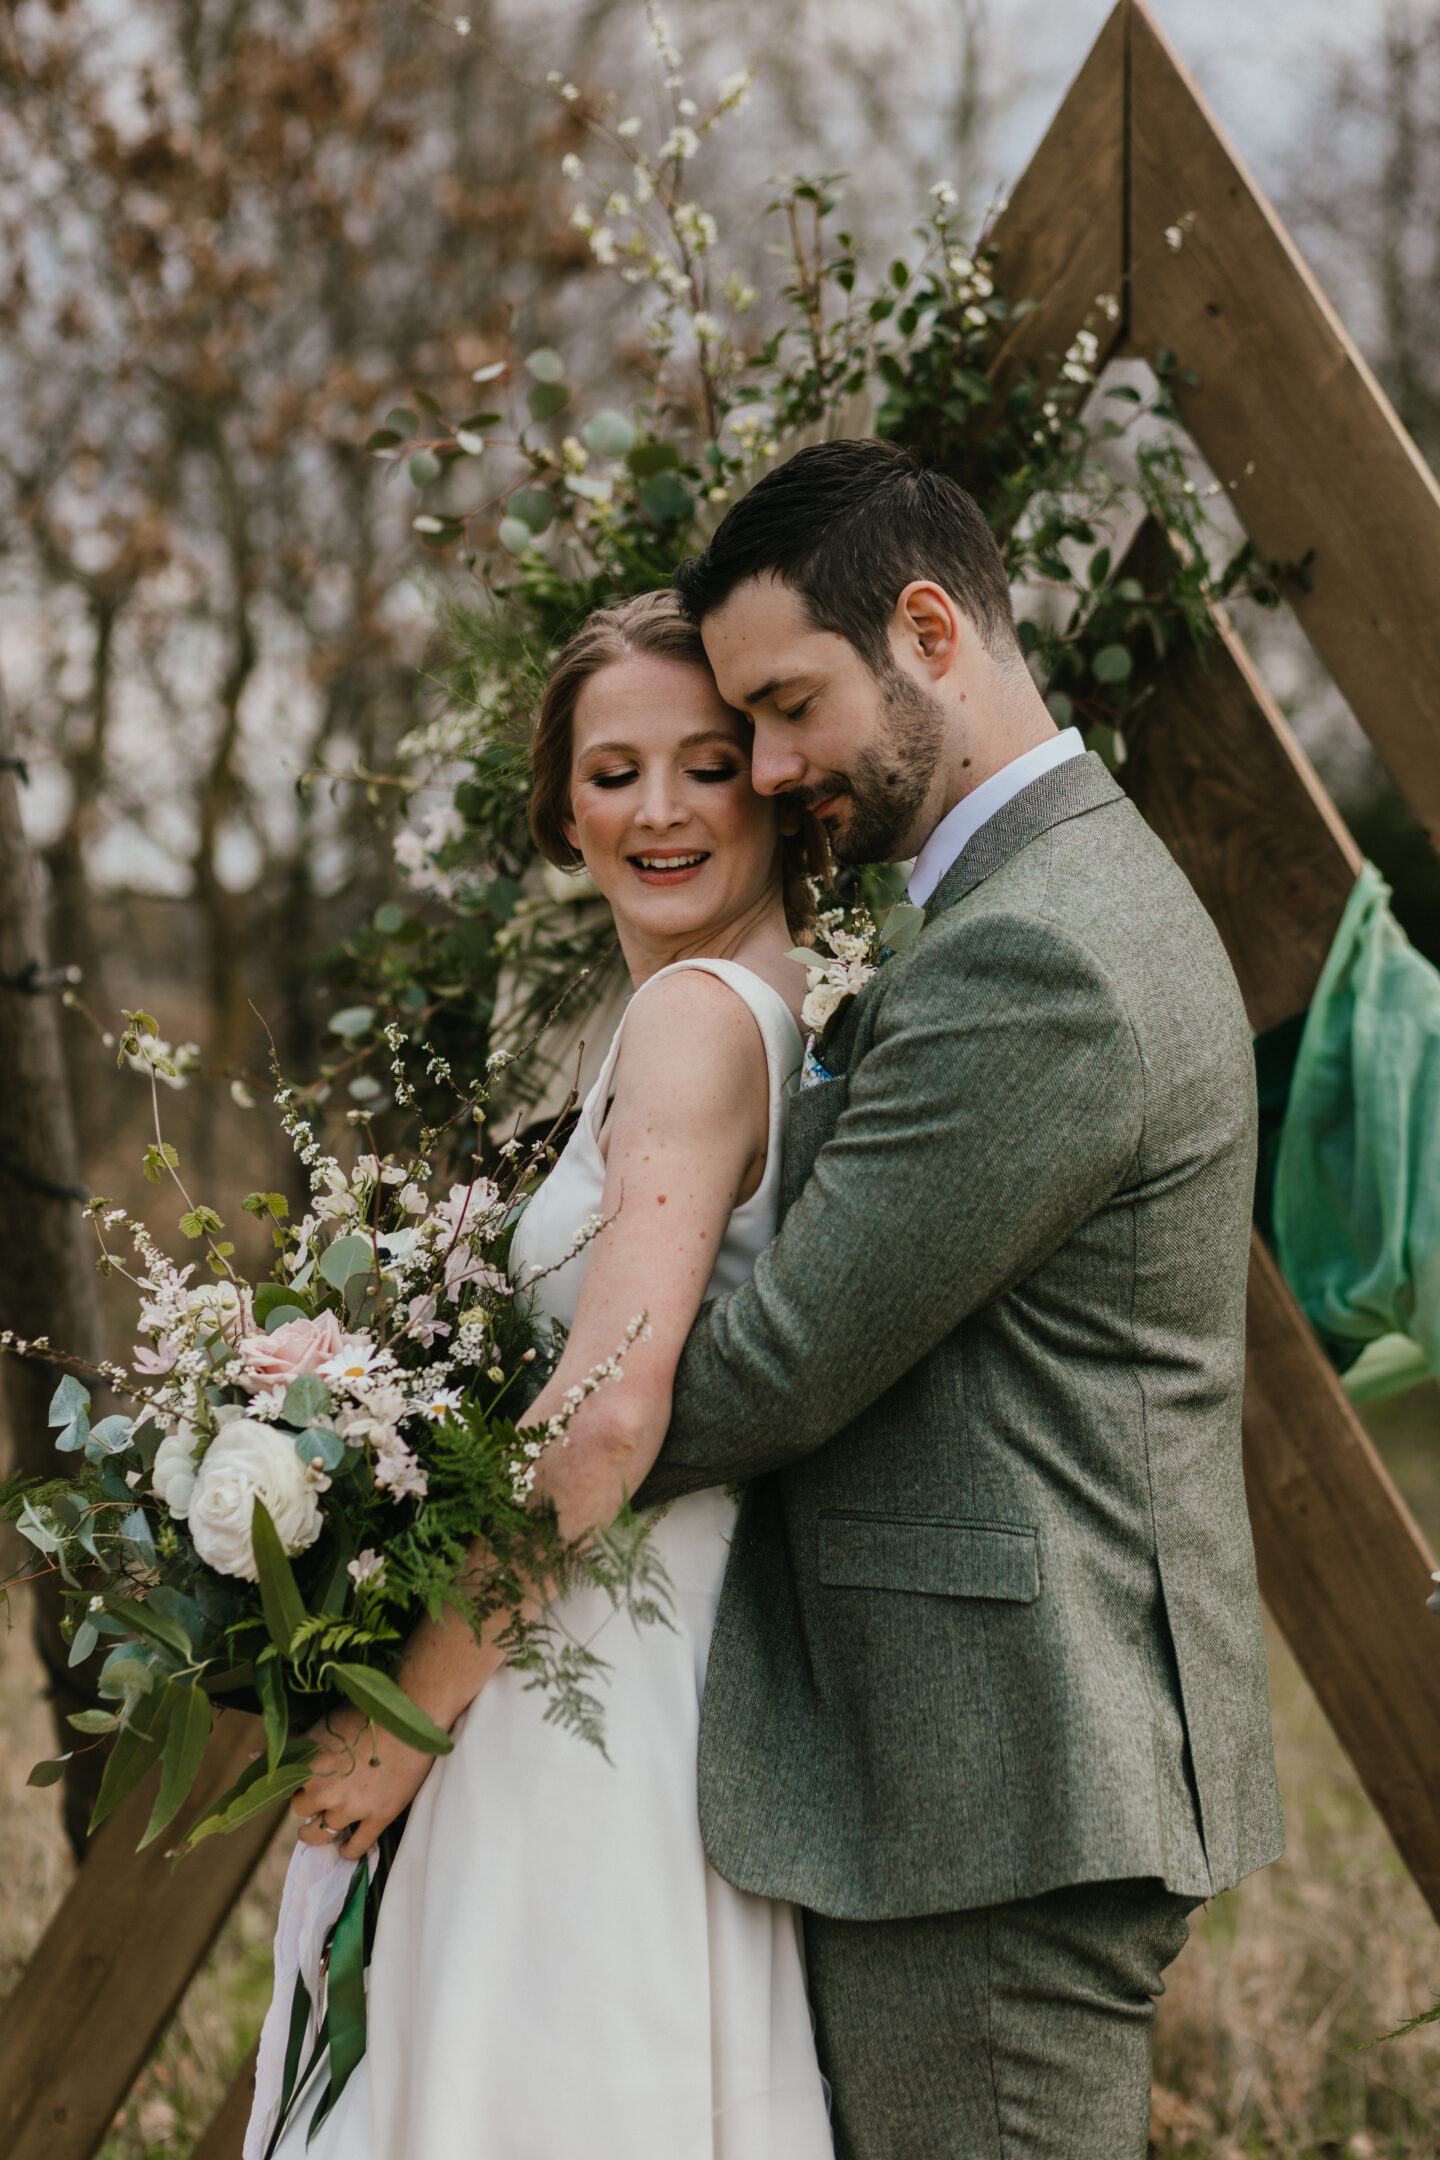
top-left (507, 488), bottom-right (554, 535)
top-left (408, 449), bottom-right (441, 487)
top-left (28, 1756), bottom-right (72, 1788)
top-left (498, 517), bottom-right (534, 557)
top-left (264, 1304), bottom-right (308, 1334)
top-left (54, 1408), bottom-right (90, 1454)
top-left (526, 347), bottom-right (565, 382)
top-left (16, 1499), bottom-right (62, 1553)
top-left (327, 1005), bottom-right (374, 1040)
top-left (319, 1236), bottom-right (373, 1292)
top-left (283, 1373), bottom-right (333, 1430)
top-left (582, 408), bottom-right (635, 457)
top-left (638, 470), bottom-right (691, 526)
top-left (49, 1373), bottom-right (90, 1426)
top-left (294, 1426), bottom-right (346, 1473)
top-left (879, 903), bottom-right (925, 951)
top-left (68, 1707), bottom-right (120, 1734)
top-left (526, 382), bottom-right (569, 424)
top-left (385, 406), bottom-right (418, 434)
top-left (68, 1619), bottom-right (99, 1667)
top-left (88, 1414), bottom-right (133, 1458)
top-left (626, 441), bottom-right (682, 478)
top-left (1092, 643), bottom-right (1133, 684)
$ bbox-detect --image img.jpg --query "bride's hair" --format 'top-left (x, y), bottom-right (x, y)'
top-left (529, 588), bottom-right (828, 937)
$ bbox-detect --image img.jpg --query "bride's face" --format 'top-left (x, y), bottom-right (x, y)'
top-left (562, 652), bottom-right (788, 948)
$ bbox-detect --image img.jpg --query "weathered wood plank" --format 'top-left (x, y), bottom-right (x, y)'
top-left (1115, 524), bottom-right (1440, 1916)
top-left (0, 1714), bottom-right (284, 2160)
top-left (189, 2042), bottom-right (258, 2160)
top-left (1243, 1236), bottom-right (1440, 1917)
top-left (1125, 0), bottom-right (1440, 845)
top-left (983, 3), bottom-right (1126, 395)
top-left (1117, 519), bottom-right (1361, 1033)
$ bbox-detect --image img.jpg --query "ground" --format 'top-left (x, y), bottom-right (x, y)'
top-left (3, 1386), bottom-right (1440, 2156)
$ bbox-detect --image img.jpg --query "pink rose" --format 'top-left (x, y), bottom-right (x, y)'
top-left (237, 1309), bottom-right (347, 1393)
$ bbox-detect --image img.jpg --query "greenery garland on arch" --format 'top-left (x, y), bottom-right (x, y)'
top-left (307, 19), bottom-right (1307, 1164)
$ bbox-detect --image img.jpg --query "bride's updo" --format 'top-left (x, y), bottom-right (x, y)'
top-left (528, 588), bottom-right (826, 937)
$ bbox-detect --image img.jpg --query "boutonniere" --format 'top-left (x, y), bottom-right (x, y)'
top-left (790, 893), bottom-right (925, 1083)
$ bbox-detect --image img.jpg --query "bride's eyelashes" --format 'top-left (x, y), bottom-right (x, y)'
top-left (586, 761), bottom-right (742, 792)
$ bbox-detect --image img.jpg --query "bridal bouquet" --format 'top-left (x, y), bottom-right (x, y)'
top-left (1, 1013), bottom-right (661, 1854)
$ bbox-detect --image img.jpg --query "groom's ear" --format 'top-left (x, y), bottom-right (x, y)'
top-left (893, 581), bottom-right (966, 679)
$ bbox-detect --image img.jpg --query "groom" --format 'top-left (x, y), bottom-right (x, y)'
top-left (638, 438), bottom-right (1283, 2157)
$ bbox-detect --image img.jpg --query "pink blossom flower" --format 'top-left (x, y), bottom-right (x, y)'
top-left (133, 1338), bottom-right (178, 1375)
top-left (404, 1293), bottom-right (451, 1348)
top-left (236, 1310), bottom-right (348, 1393)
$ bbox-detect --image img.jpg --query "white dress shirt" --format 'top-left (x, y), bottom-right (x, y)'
top-left (906, 728), bottom-right (1085, 908)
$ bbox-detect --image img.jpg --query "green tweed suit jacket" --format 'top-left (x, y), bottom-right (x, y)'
top-left (640, 752), bottom-right (1284, 1920)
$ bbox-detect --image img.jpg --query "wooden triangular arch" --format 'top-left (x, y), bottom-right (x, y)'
top-left (5, 7), bottom-right (1440, 2153)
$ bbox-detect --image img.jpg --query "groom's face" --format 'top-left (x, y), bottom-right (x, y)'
top-left (700, 574), bottom-right (945, 865)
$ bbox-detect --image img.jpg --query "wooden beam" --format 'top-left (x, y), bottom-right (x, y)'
top-left (983, 4), bottom-right (1126, 398)
top-left (1243, 1237), bottom-right (1440, 1917)
top-left (1124, 0), bottom-right (1440, 845)
top-left (1117, 520), bottom-right (1360, 1034)
top-left (189, 2043), bottom-right (258, 2160)
top-left (1115, 525), bottom-right (1440, 1916)
top-left (0, 1715), bottom-right (283, 2160)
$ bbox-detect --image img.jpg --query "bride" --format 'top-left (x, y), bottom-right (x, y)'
top-left (252, 588), bottom-right (835, 2159)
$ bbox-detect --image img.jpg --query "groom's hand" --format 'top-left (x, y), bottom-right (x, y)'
top-left (291, 1701), bottom-right (436, 1859)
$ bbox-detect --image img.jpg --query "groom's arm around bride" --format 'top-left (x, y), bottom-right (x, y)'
top-left (632, 440), bottom-right (1284, 2160)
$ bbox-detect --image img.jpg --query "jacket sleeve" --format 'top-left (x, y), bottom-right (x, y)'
top-left (637, 908), bottom-right (1146, 1504)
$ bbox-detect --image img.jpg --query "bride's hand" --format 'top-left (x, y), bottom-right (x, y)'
top-left (291, 1702), bottom-right (439, 1859)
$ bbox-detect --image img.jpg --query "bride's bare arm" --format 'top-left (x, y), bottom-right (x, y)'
top-left (292, 971), bottom-right (769, 1854)
top-left (525, 968), bottom-right (770, 1539)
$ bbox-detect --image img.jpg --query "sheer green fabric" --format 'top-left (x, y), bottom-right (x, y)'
top-left (1274, 862), bottom-right (1440, 1393)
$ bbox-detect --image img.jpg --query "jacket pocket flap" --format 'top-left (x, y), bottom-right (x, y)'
top-left (818, 1514), bottom-right (1040, 1602)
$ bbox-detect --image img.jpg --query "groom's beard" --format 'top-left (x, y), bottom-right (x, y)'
top-left (796, 664), bottom-right (945, 866)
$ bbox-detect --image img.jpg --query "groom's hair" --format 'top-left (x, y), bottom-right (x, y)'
top-left (673, 438), bottom-right (1019, 674)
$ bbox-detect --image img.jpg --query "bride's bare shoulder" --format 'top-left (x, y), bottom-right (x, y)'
top-left (608, 967), bottom-right (768, 1123)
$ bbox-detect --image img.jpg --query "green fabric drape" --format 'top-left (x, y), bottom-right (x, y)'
top-left (1274, 861), bottom-right (1440, 1388)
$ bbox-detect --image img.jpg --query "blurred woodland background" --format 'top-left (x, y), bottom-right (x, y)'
top-left (6, 0), bottom-right (1440, 2153)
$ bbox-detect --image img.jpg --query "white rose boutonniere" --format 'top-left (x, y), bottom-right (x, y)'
top-left (790, 893), bottom-right (925, 1082)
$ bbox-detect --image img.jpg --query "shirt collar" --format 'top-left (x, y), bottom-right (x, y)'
top-left (906, 729), bottom-right (1086, 908)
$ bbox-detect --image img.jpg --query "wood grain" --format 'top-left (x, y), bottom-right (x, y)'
top-left (1244, 1237), bottom-right (1440, 1917)
top-left (1116, 520), bottom-right (1361, 1033)
top-left (189, 2042), bottom-right (259, 2160)
top-left (982, 4), bottom-right (1126, 397)
top-left (0, 1714), bottom-right (283, 2160)
top-left (1125, 0), bottom-right (1440, 845)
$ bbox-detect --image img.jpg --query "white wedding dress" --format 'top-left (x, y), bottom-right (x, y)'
top-left (252, 958), bottom-right (833, 2160)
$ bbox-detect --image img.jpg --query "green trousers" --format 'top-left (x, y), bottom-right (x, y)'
top-left (804, 1878), bottom-right (1197, 2159)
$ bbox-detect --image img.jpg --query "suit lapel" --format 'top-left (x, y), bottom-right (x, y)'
top-left (926, 752), bottom-right (1123, 919)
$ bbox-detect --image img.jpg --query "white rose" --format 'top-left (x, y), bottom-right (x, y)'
top-left (152, 1421), bottom-right (202, 1520)
top-left (801, 981), bottom-right (844, 1034)
top-left (187, 1418), bottom-right (325, 1581)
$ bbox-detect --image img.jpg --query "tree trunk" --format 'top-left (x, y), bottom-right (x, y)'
top-left (0, 673), bottom-right (106, 1857)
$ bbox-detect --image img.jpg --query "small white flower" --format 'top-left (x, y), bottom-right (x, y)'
top-left (230, 1079), bottom-right (256, 1109)
top-left (658, 125), bottom-right (700, 162)
top-left (1164, 224), bottom-right (1184, 251)
top-left (348, 1549), bottom-right (386, 1588)
top-left (617, 116), bottom-right (641, 138)
top-left (930, 180), bottom-right (959, 210)
top-left (590, 227), bottom-right (618, 266)
top-left (561, 152), bottom-right (583, 180)
top-left (453, 14), bottom-right (470, 32)
top-left (560, 81), bottom-right (580, 102)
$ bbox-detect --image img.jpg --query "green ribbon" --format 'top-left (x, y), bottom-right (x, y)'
top-left (264, 1822), bottom-right (404, 2157)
